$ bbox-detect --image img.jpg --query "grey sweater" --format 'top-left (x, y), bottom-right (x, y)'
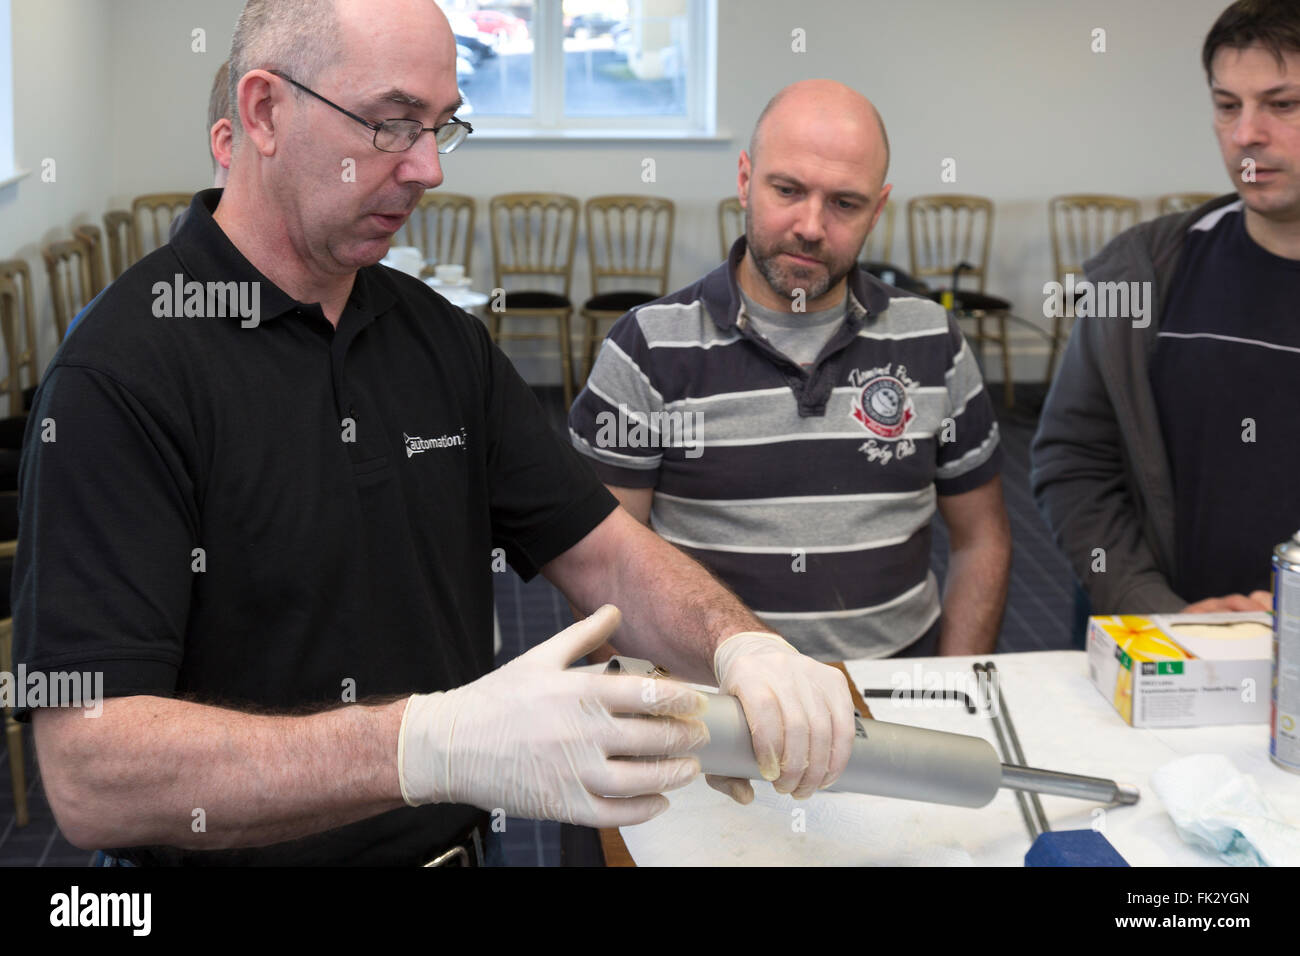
top-left (1030, 193), bottom-right (1240, 614)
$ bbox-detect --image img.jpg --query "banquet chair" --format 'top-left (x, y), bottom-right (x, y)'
top-left (908, 194), bottom-right (1015, 406)
top-left (488, 192), bottom-right (581, 407)
top-left (1046, 194), bottom-right (1140, 382)
top-left (578, 195), bottom-right (674, 389)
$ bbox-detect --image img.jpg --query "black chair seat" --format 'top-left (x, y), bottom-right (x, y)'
top-left (858, 260), bottom-right (931, 296)
top-left (502, 290), bottom-right (572, 310)
top-left (0, 416), bottom-right (27, 451)
top-left (928, 289), bottom-right (1012, 312)
top-left (582, 290), bottom-right (658, 313)
top-left (0, 449), bottom-right (20, 493)
top-left (0, 490), bottom-right (16, 617)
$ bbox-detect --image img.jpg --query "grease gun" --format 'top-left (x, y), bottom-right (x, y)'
top-left (581, 657), bottom-right (1140, 810)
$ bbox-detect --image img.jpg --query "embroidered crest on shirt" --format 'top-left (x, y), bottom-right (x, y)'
top-left (848, 365), bottom-right (917, 465)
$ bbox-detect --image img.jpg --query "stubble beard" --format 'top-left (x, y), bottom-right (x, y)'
top-left (1233, 152), bottom-right (1300, 222)
top-left (745, 213), bottom-right (852, 304)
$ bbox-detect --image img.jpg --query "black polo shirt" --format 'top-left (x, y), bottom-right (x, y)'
top-left (12, 188), bottom-right (617, 865)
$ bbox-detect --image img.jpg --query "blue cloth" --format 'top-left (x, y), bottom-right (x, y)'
top-left (1025, 830), bottom-right (1128, 867)
top-left (91, 850), bottom-right (136, 867)
top-left (64, 286), bottom-right (109, 339)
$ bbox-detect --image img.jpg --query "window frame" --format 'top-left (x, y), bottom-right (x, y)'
top-left (464, 0), bottom-right (716, 138)
top-left (0, 0), bottom-right (16, 185)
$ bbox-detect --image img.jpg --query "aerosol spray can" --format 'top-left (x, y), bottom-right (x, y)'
top-left (1271, 531), bottom-right (1300, 774)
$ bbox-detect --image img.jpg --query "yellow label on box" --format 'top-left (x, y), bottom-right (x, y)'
top-left (1091, 616), bottom-right (1190, 723)
top-left (1088, 612), bottom-right (1269, 727)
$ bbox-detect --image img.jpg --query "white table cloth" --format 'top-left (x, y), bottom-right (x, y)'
top-left (618, 651), bottom-right (1300, 866)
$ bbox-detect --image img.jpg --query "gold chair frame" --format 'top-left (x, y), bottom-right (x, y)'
top-left (401, 192), bottom-right (477, 278)
top-left (579, 195), bottom-right (675, 389)
top-left (489, 192), bottom-right (581, 407)
top-left (1046, 194), bottom-right (1141, 382)
top-left (103, 209), bottom-right (140, 279)
top-left (717, 196), bottom-right (744, 261)
top-left (907, 194), bottom-right (1014, 407)
top-left (132, 192), bottom-right (192, 256)
top-left (0, 265), bottom-right (39, 413)
top-left (42, 239), bottom-right (96, 341)
top-left (1156, 192), bottom-right (1219, 216)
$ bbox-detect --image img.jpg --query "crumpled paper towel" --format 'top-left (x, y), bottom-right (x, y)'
top-left (1151, 754), bottom-right (1300, 866)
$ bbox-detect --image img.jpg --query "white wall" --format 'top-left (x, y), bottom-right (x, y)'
top-left (107, 0), bottom-right (242, 203)
top-left (3, 0), bottom-right (1243, 384)
top-left (0, 0), bottom-right (114, 377)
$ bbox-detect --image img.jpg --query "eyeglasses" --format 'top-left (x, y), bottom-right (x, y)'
top-left (269, 70), bottom-right (473, 154)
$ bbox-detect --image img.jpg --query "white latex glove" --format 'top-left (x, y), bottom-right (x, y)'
top-left (708, 631), bottom-right (855, 803)
top-left (398, 605), bottom-right (709, 828)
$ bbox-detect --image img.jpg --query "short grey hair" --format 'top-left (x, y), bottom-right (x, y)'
top-left (227, 0), bottom-right (342, 141)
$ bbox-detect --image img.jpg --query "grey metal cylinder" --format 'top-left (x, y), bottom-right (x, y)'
top-left (693, 692), bottom-right (1003, 808)
top-left (999, 764), bottom-right (1140, 805)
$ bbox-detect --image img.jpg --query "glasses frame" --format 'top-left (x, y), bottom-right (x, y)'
top-left (268, 69), bottom-right (473, 154)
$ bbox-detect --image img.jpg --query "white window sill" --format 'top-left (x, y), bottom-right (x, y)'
top-left (469, 128), bottom-right (732, 143)
top-left (0, 168), bottom-right (30, 190)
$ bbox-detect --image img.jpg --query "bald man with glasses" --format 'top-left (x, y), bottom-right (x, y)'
top-left (14, 0), bottom-right (854, 867)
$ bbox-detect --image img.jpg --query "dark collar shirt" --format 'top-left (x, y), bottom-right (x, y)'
top-left (12, 188), bottom-right (616, 864)
top-left (1150, 199), bottom-right (1300, 600)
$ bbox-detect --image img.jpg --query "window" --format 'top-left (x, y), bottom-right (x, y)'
top-left (0, 0), bottom-right (15, 183)
top-left (439, 0), bottom-right (716, 136)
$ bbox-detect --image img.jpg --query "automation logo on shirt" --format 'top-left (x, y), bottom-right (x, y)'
top-left (402, 427), bottom-right (468, 457)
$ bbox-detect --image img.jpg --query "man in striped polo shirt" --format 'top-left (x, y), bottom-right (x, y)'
top-left (569, 80), bottom-right (1012, 662)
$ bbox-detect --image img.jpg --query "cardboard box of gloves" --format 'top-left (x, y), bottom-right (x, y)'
top-left (1088, 613), bottom-right (1273, 728)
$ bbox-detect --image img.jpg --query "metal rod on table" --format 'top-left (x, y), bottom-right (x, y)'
top-left (1000, 765), bottom-right (1141, 805)
top-left (974, 663), bottom-right (1039, 841)
top-left (858, 687), bottom-right (977, 714)
top-left (983, 661), bottom-right (1051, 836)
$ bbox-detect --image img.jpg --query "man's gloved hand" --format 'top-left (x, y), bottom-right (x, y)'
top-left (706, 632), bottom-right (855, 803)
top-left (398, 605), bottom-right (709, 828)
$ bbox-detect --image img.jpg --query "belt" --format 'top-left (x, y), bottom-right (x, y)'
top-left (423, 821), bottom-right (487, 867)
top-left (97, 819), bottom-right (491, 867)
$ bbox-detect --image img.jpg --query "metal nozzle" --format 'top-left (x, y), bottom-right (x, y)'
top-left (1000, 764), bottom-right (1140, 806)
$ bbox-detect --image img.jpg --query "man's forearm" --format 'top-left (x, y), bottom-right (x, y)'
top-left (938, 543), bottom-right (1010, 655)
top-left (34, 695), bottom-right (407, 851)
top-left (549, 510), bottom-right (767, 683)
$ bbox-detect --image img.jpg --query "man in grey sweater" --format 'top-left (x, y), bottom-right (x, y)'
top-left (1033, 0), bottom-right (1300, 634)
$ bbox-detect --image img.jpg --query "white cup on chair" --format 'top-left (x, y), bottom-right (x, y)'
top-left (434, 264), bottom-right (465, 285)
top-left (383, 246), bottom-right (424, 277)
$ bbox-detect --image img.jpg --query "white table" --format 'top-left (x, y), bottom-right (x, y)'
top-left (618, 651), bottom-right (1300, 866)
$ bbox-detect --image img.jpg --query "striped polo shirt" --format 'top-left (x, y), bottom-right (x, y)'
top-left (568, 239), bottom-right (1002, 660)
